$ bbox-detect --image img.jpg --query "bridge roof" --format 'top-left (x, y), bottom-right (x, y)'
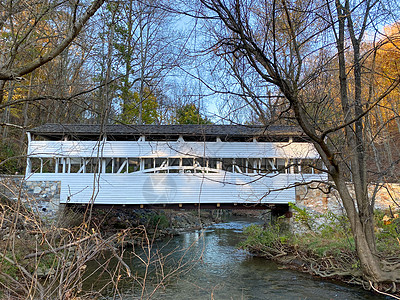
top-left (29, 124), bottom-right (308, 141)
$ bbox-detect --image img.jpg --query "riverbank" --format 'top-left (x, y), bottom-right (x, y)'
top-left (239, 211), bottom-right (400, 297)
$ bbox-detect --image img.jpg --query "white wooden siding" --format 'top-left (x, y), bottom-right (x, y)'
top-left (26, 140), bottom-right (327, 205)
top-left (27, 172), bottom-right (327, 205)
top-left (28, 140), bottom-right (318, 159)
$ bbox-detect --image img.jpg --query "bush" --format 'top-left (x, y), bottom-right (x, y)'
top-left (149, 213), bottom-right (170, 229)
top-left (374, 210), bottom-right (400, 255)
top-left (241, 211), bottom-right (357, 259)
top-left (289, 203), bottom-right (315, 230)
top-left (239, 222), bottom-right (290, 255)
top-left (0, 141), bottom-right (23, 174)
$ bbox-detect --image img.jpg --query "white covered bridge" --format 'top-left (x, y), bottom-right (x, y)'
top-left (25, 124), bottom-right (327, 209)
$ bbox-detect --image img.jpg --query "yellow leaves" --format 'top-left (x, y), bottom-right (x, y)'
top-left (375, 22), bottom-right (400, 79)
top-left (383, 22), bottom-right (400, 38)
top-left (382, 215), bottom-right (391, 225)
top-left (1, 84), bottom-right (28, 120)
top-left (382, 213), bottom-right (399, 225)
top-left (366, 22), bottom-right (400, 129)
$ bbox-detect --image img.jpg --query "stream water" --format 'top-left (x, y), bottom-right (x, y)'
top-left (85, 218), bottom-right (386, 299)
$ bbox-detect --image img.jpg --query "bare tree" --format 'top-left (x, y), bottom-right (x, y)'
top-left (112, 0), bottom-right (182, 124)
top-left (0, 0), bottom-right (105, 84)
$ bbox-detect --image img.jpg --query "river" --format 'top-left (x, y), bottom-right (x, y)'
top-left (85, 218), bottom-right (386, 299)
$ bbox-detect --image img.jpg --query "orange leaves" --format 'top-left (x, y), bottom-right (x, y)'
top-left (382, 213), bottom-right (399, 226)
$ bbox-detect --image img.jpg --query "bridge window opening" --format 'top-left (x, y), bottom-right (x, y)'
top-left (27, 155), bottom-right (323, 175)
top-left (221, 158), bottom-right (234, 172)
top-left (168, 158), bottom-right (180, 173)
top-left (182, 158), bottom-right (193, 166)
top-left (105, 158), bottom-right (113, 173)
top-left (128, 158), bottom-right (140, 173)
top-left (37, 158), bottom-right (55, 173)
top-left (154, 158), bottom-right (168, 173)
top-left (168, 158), bottom-right (180, 167)
top-left (234, 158), bottom-right (246, 173)
top-left (182, 158), bottom-right (194, 173)
top-left (154, 157), bottom-right (165, 167)
top-left (154, 158), bottom-right (165, 167)
top-left (208, 158), bottom-right (219, 170)
top-left (260, 158), bottom-right (275, 173)
top-left (30, 158), bottom-right (41, 173)
top-left (112, 158), bottom-right (127, 173)
top-left (194, 158), bottom-right (206, 173)
top-left (247, 158), bottom-right (259, 173)
top-left (194, 158), bottom-right (204, 167)
top-left (143, 158), bottom-right (153, 171)
top-left (276, 158), bottom-right (287, 174)
top-left (291, 159), bottom-right (300, 173)
top-left (70, 158), bottom-right (83, 173)
top-left (85, 158), bottom-right (101, 173)
top-left (300, 159), bottom-right (314, 174)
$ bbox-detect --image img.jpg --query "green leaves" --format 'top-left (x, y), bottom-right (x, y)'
top-left (118, 87), bottom-right (159, 124)
top-left (175, 103), bottom-right (212, 125)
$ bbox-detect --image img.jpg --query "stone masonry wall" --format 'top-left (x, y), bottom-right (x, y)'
top-left (295, 182), bottom-right (400, 214)
top-left (293, 182), bottom-right (400, 233)
top-left (0, 176), bottom-right (61, 218)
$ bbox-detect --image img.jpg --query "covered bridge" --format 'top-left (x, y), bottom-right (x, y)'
top-left (25, 124), bottom-right (327, 209)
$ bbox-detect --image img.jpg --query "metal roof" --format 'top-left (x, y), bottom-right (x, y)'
top-left (28, 124), bottom-right (307, 141)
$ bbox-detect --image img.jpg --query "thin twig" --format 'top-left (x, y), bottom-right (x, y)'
top-left (24, 233), bottom-right (98, 259)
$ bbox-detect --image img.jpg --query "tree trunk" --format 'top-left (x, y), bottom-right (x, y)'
top-left (0, 80), bottom-right (6, 105)
top-left (332, 174), bottom-right (382, 279)
top-left (333, 173), bottom-right (400, 282)
top-left (336, 0), bottom-right (377, 254)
